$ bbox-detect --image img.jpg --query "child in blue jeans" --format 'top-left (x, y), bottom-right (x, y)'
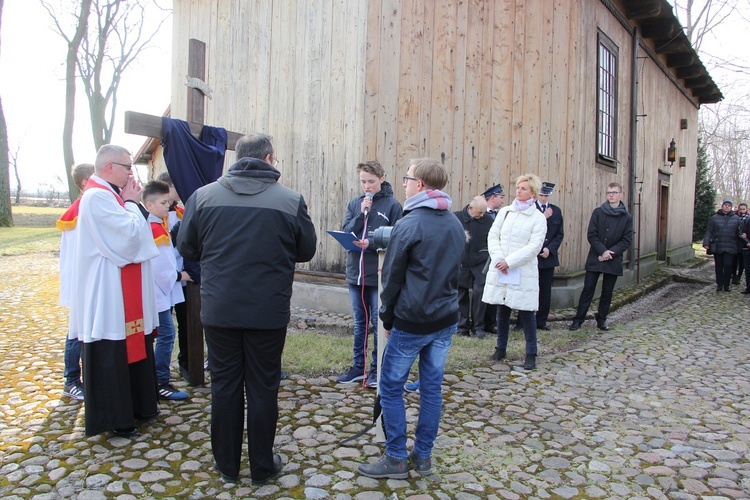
top-left (143, 181), bottom-right (191, 401)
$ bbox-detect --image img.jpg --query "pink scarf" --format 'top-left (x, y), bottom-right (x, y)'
top-left (512, 197), bottom-right (536, 212)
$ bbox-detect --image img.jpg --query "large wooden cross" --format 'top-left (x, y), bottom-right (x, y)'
top-left (124, 38), bottom-right (244, 386)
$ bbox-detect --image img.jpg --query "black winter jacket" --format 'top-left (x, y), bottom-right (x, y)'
top-left (453, 206), bottom-right (492, 288)
top-left (379, 205), bottom-right (465, 334)
top-left (537, 202), bottom-right (564, 269)
top-left (341, 182), bottom-right (403, 287)
top-left (584, 202), bottom-right (633, 276)
top-left (177, 158), bottom-right (317, 329)
top-left (703, 209), bottom-right (740, 255)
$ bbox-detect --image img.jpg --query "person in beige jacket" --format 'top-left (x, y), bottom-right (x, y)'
top-left (482, 174), bottom-right (546, 370)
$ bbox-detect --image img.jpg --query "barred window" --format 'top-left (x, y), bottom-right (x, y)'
top-left (597, 31), bottom-right (618, 166)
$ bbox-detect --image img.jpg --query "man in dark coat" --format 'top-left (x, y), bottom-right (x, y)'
top-left (454, 196), bottom-right (493, 337)
top-left (178, 133), bottom-right (317, 485)
top-left (703, 200), bottom-right (740, 292)
top-left (481, 183), bottom-right (505, 333)
top-left (535, 182), bottom-right (564, 330)
top-left (739, 210), bottom-right (750, 294)
top-left (569, 182), bottom-right (633, 331)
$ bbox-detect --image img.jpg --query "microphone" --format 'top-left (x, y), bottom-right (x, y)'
top-left (363, 192), bottom-right (374, 216)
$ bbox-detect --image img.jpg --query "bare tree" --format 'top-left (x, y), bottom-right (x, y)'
top-left (672, 0), bottom-right (750, 203)
top-left (40, 0), bottom-right (91, 203)
top-left (41, 0), bottom-right (169, 201)
top-left (700, 102), bottom-right (750, 202)
top-left (672, 0), bottom-right (739, 52)
top-left (76, 1), bottom-right (168, 150)
top-left (0, 0), bottom-right (13, 227)
top-left (9, 142), bottom-right (21, 204)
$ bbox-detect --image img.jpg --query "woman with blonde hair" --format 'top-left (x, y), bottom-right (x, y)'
top-left (482, 174), bottom-right (546, 370)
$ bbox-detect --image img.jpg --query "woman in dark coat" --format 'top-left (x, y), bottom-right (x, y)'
top-left (703, 200), bottom-right (740, 292)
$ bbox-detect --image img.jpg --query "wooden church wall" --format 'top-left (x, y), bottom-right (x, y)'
top-left (170, 0), bottom-right (699, 275)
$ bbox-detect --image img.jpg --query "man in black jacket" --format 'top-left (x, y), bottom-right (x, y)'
top-left (739, 210), bottom-right (750, 294)
top-left (481, 183), bottom-right (505, 333)
top-left (178, 133), bottom-right (317, 486)
top-left (358, 158), bottom-right (464, 480)
top-left (454, 196), bottom-right (493, 337)
top-left (536, 182), bottom-right (564, 330)
top-left (569, 182), bottom-right (633, 331)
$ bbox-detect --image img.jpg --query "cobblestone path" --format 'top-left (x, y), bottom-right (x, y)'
top-left (0, 254), bottom-right (748, 499)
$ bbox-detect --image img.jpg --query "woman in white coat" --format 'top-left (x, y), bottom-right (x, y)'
top-left (482, 174), bottom-right (546, 370)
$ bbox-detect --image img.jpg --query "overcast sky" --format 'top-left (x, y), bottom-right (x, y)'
top-left (0, 0), bottom-right (172, 193)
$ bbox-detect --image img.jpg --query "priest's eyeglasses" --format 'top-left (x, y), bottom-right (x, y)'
top-left (111, 161), bottom-right (133, 171)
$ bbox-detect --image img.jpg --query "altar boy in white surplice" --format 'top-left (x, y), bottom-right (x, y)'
top-left (68, 144), bottom-right (160, 436)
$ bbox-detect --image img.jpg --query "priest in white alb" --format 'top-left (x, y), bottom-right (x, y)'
top-left (68, 144), bottom-right (160, 436)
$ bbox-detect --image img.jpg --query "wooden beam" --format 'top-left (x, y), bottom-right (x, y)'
top-left (640, 20), bottom-right (677, 39)
top-left (699, 93), bottom-right (723, 105)
top-left (684, 75), bottom-right (710, 88)
top-left (693, 86), bottom-right (720, 97)
top-left (676, 65), bottom-right (703, 79)
top-left (187, 39), bottom-right (206, 125)
top-left (654, 37), bottom-right (689, 54)
top-left (667, 53), bottom-right (695, 68)
top-left (124, 111), bottom-right (244, 151)
top-left (623, 0), bottom-right (662, 20)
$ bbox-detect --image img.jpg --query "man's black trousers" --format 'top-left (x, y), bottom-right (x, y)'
top-left (204, 325), bottom-right (286, 481)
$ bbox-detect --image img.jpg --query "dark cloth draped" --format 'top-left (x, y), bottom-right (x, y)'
top-left (161, 117), bottom-right (227, 284)
top-left (161, 117), bottom-right (228, 202)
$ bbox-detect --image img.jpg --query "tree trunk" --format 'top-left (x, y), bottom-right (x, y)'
top-left (62, 0), bottom-right (92, 202)
top-left (0, 0), bottom-right (11, 226)
top-left (0, 96), bottom-right (13, 227)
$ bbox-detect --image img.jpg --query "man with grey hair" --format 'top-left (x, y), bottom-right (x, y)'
top-left (68, 145), bottom-right (160, 436)
top-left (178, 133), bottom-right (317, 485)
top-left (454, 195), bottom-right (492, 338)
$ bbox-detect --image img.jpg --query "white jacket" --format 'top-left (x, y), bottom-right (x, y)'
top-left (482, 203), bottom-right (546, 311)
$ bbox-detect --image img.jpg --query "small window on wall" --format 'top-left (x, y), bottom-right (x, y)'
top-left (597, 30), bottom-right (618, 168)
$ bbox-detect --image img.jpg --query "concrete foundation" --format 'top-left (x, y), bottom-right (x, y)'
top-left (292, 251), bottom-right (680, 313)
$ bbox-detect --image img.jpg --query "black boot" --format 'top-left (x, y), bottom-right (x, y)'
top-left (490, 348), bottom-right (506, 361)
top-left (524, 354), bottom-right (537, 370)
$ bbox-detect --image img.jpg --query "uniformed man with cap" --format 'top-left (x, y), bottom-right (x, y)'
top-left (481, 183), bottom-right (505, 333)
top-left (535, 182), bottom-right (564, 330)
top-left (482, 183), bottom-right (505, 219)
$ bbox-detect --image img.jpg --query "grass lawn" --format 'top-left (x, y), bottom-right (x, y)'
top-left (283, 327), bottom-right (590, 377)
top-left (1, 205), bottom-right (64, 255)
top-left (0, 227), bottom-right (60, 256)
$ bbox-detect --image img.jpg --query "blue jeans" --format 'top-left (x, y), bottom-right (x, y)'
top-left (348, 284), bottom-right (378, 372)
top-left (154, 309), bottom-right (177, 385)
top-left (64, 336), bottom-right (83, 385)
top-left (379, 324), bottom-right (455, 460)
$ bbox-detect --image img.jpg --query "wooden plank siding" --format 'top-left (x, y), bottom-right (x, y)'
top-left (169, 0), bottom-right (701, 280)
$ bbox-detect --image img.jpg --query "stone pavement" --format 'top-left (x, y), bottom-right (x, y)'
top-left (0, 253), bottom-right (749, 499)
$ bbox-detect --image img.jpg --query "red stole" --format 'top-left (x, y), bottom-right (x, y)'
top-left (85, 177), bottom-right (148, 364)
